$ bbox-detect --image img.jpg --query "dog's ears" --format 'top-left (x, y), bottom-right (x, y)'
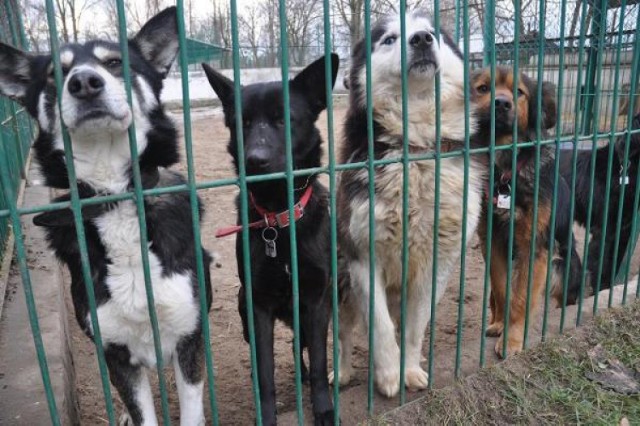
top-left (0, 43), bottom-right (34, 105)
top-left (291, 53), bottom-right (340, 116)
top-left (202, 63), bottom-right (235, 109)
top-left (540, 81), bottom-right (557, 130)
top-left (132, 6), bottom-right (179, 78)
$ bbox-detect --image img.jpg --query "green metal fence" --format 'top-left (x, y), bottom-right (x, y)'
top-left (0, 0), bottom-right (31, 264)
top-left (0, 0), bottom-right (639, 424)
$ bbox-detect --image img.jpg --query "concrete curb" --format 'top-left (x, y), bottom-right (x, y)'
top-left (0, 161), bottom-right (77, 425)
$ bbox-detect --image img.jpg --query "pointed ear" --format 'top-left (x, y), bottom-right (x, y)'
top-left (202, 62), bottom-right (235, 108)
top-left (291, 53), bottom-right (340, 116)
top-left (132, 6), bottom-right (179, 78)
top-left (0, 43), bottom-right (34, 105)
top-left (541, 81), bottom-right (557, 130)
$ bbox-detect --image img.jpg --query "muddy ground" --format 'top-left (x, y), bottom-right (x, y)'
top-left (65, 105), bottom-right (640, 425)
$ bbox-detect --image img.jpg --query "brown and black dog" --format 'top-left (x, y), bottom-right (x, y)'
top-left (472, 67), bottom-right (583, 358)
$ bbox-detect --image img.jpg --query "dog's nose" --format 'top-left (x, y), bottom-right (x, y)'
top-left (246, 149), bottom-right (271, 171)
top-left (410, 31), bottom-right (434, 48)
top-left (495, 97), bottom-right (512, 111)
top-left (67, 71), bottom-right (105, 100)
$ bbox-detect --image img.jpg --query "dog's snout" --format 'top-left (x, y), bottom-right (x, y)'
top-left (495, 97), bottom-right (512, 111)
top-left (68, 71), bottom-right (105, 100)
top-left (410, 31), bottom-right (434, 48)
top-left (246, 149), bottom-right (271, 172)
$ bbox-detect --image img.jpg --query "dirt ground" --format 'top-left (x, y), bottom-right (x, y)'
top-left (66, 105), bottom-right (640, 425)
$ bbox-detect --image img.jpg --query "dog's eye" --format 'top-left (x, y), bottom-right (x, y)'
top-left (48, 65), bottom-right (70, 77)
top-left (517, 88), bottom-right (525, 97)
top-left (243, 118), bottom-right (251, 128)
top-left (382, 35), bottom-right (397, 46)
top-left (104, 58), bottom-right (122, 68)
top-left (477, 84), bottom-right (489, 93)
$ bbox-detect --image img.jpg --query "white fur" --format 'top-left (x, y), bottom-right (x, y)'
top-left (334, 11), bottom-right (484, 397)
top-left (173, 357), bottom-right (205, 426)
top-left (51, 63), bottom-right (158, 193)
top-left (88, 202), bottom-right (200, 367)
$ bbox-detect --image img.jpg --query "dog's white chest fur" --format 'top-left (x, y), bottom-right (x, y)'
top-left (88, 202), bottom-right (199, 366)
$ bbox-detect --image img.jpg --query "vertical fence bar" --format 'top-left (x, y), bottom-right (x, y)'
top-left (584, 0), bottom-right (610, 316)
top-left (321, 1), bottom-right (340, 421)
top-left (571, 0), bottom-right (591, 327)
top-left (428, 0), bottom-right (443, 385)
top-left (363, 0), bottom-right (377, 413)
top-left (0, 116), bottom-right (61, 426)
top-left (600, 0), bottom-right (629, 309)
top-left (276, 0), bottom-right (304, 421)
top-left (454, 0), bottom-right (472, 378)
top-left (619, 7), bottom-right (640, 300)
top-left (526, 0), bottom-right (547, 346)
top-left (479, 0), bottom-right (497, 368)
top-left (228, 0), bottom-right (263, 421)
top-left (113, 5), bottom-right (172, 423)
top-left (398, 0), bottom-right (410, 405)
top-left (43, 1), bottom-right (117, 422)
top-left (501, 0), bottom-right (522, 360)
top-left (3, 0), bottom-right (25, 179)
top-left (175, 1), bottom-right (220, 423)
top-left (551, 0), bottom-right (573, 333)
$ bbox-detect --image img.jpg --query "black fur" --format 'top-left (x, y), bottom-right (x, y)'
top-left (203, 54), bottom-right (339, 426)
top-left (559, 112), bottom-right (640, 292)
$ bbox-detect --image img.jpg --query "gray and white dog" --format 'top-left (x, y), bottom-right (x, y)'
top-left (332, 10), bottom-right (484, 397)
top-left (0, 8), bottom-right (211, 425)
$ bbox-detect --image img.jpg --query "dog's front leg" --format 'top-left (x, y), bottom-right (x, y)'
top-left (105, 346), bottom-right (158, 426)
top-left (403, 276), bottom-right (431, 392)
top-left (253, 304), bottom-right (278, 426)
top-left (302, 297), bottom-right (334, 425)
top-left (174, 332), bottom-right (205, 426)
top-left (352, 260), bottom-right (401, 398)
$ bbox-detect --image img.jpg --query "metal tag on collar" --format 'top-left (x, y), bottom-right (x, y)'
top-left (620, 165), bottom-right (629, 185)
top-left (262, 226), bottom-right (278, 258)
top-left (497, 184), bottom-right (511, 210)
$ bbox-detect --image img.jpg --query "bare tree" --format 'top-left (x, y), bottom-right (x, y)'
top-left (286, 0), bottom-right (321, 65)
top-left (20, 1), bottom-right (49, 51)
top-left (240, 3), bottom-right (262, 65)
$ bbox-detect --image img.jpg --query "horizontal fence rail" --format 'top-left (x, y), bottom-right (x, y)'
top-left (0, 0), bottom-right (639, 424)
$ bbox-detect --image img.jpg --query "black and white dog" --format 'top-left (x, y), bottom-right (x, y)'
top-left (332, 11), bottom-right (484, 397)
top-left (202, 55), bottom-right (338, 425)
top-left (0, 8), bottom-right (212, 425)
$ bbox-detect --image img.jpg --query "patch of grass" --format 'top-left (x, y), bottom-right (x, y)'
top-left (381, 302), bottom-right (640, 425)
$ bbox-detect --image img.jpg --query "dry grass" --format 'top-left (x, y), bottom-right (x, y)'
top-left (380, 301), bottom-right (640, 425)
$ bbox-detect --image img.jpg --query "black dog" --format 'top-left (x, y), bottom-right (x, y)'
top-left (203, 54), bottom-right (338, 425)
top-left (559, 113), bottom-right (640, 292)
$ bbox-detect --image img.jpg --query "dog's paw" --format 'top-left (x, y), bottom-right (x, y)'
top-left (486, 321), bottom-right (504, 337)
top-left (328, 365), bottom-right (353, 386)
top-left (375, 365), bottom-right (400, 398)
top-left (405, 366), bottom-right (429, 391)
top-left (118, 413), bottom-right (133, 426)
top-left (313, 410), bottom-right (335, 426)
top-left (494, 336), bottom-right (523, 359)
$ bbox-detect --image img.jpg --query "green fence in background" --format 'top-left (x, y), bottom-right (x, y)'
top-left (0, 0), bottom-right (31, 264)
top-left (0, 0), bottom-right (639, 424)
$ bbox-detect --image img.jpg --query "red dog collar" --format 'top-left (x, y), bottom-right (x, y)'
top-left (215, 185), bottom-right (313, 238)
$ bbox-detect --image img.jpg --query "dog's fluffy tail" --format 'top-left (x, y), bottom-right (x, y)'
top-left (550, 238), bottom-right (584, 307)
